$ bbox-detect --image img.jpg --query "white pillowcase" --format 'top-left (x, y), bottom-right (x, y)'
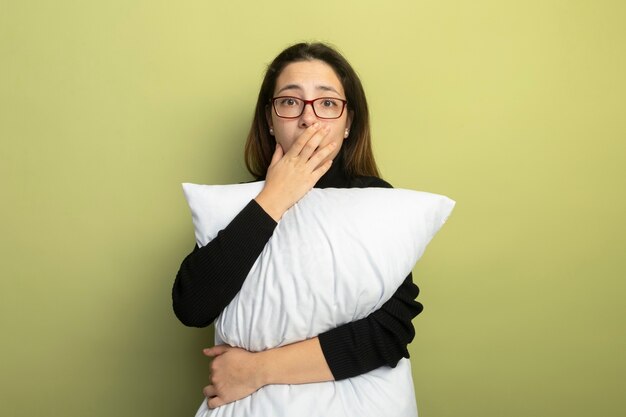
top-left (182, 181), bottom-right (455, 417)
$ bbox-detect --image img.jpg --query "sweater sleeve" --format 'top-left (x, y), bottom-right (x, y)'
top-left (318, 273), bottom-right (423, 380)
top-left (172, 199), bottom-right (276, 327)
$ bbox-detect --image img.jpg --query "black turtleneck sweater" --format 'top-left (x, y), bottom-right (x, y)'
top-left (172, 160), bottom-right (423, 380)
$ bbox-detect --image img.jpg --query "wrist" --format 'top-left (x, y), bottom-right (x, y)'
top-left (256, 349), bottom-right (274, 386)
top-left (255, 191), bottom-right (287, 222)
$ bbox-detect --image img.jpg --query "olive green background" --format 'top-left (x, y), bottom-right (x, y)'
top-left (1, 1), bottom-right (624, 416)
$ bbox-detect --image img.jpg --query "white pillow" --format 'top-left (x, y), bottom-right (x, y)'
top-left (182, 181), bottom-right (455, 417)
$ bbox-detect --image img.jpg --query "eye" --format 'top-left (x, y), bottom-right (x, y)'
top-left (278, 97), bottom-right (300, 106)
top-left (320, 98), bottom-right (339, 108)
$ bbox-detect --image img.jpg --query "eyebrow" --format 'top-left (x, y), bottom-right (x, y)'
top-left (276, 84), bottom-right (342, 95)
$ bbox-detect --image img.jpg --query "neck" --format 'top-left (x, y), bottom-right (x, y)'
top-left (315, 152), bottom-right (349, 188)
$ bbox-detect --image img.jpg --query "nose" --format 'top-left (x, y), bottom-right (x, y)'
top-left (299, 103), bottom-right (318, 128)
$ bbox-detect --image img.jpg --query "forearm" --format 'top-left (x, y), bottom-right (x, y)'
top-left (255, 274), bottom-right (421, 385)
top-left (319, 273), bottom-right (422, 380)
top-left (172, 199), bottom-right (276, 327)
top-left (258, 337), bottom-right (334, 386)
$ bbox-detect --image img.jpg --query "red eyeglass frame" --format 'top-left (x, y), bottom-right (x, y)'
top-left (270, 96), bottom-right (348, 119)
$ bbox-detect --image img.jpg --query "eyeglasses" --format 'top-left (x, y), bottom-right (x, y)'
top-left (271, 96), bottom-right (348, 119)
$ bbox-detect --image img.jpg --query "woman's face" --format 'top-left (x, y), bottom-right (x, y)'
top-left (268, 60), bottom-right (352, 163)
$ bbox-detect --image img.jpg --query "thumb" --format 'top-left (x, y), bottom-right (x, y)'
top-left (269, 143), bottom-right (284, 166)
top-left (203, 345), bottom-right (230, 357)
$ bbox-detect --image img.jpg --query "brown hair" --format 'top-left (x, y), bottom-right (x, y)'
top-left (244, 42), bottom-right (380, 179)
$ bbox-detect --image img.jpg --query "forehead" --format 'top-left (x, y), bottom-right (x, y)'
top-left (274, 60), bottom-right (344, 95)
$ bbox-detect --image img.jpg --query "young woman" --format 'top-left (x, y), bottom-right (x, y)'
top-left (172, 42), bottom-right (423, 409)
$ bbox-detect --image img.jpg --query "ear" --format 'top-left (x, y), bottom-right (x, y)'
top-left (346, 110), bottom-right (354, 131)
top-left (343, 110), bottom-right (354, 139)
top-left (265, 105), bottom-right (273, 130)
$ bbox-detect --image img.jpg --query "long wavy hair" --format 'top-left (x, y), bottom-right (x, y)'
top-left (244, 42), bottom-right (380, 179)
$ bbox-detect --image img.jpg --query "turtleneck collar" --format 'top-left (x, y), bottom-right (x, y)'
top-left (314, 149), bottom-right (350, 189)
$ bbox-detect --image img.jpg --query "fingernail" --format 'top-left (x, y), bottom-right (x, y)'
top-left (313, 122), bottom-right (320, 128)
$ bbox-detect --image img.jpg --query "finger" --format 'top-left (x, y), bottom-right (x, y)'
top-left (298, 125), bottom-right (330, 161)
top-left (203, 345), bottom-right (229, 357)
top-left (208, 397), bottom-right (226, 409)
top-left (305, 141), bottom-right (337, 170)
top-left (285, 122), bottom-right (322, 157)
top-left (311, 159), bottom-right (333, 181)
top-left (203, 385), bottom-right (217, 398)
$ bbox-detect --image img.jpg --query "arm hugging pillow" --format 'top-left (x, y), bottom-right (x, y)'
top-left (182, 181), bottom-right (455, 417)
